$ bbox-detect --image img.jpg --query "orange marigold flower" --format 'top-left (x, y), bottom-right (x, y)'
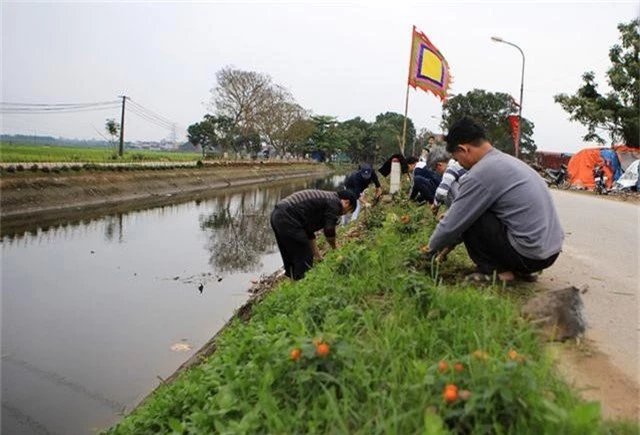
top-left (290, 348), bottom-right (302, 361)
top-left (443, 384), bottom-right (458, 403)
top-left (472, 350), bottom-right (489, 360)
top-left (316, 343), bottom-right (330, 357)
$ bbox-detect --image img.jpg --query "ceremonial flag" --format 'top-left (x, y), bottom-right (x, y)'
top-left (508, 115), bottom-right (520, 151)
top-left (407, 26), bottom-right (452, 101)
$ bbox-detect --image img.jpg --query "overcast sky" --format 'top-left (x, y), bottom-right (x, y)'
top-left (1, 1), bottom-right (638, 153)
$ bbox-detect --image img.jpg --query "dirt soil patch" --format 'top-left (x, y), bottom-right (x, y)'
top-left (551, 340), bottom-right (640, 422)
top-left (0, 161), bottom-right (331, 235)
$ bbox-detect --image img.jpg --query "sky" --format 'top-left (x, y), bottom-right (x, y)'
top-left (1, 1), bottom-right (638, 153)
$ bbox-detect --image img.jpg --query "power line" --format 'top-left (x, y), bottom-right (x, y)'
top-left (127, 99), bottom-right (176, 126)
top-left (1, 101), bottom-right (120, 114)
top-left (127, 105), bottom-right (174, 130)
top-left (1, 100), bottom-right (119, 107)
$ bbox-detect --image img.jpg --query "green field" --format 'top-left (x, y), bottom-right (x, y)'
top-left (107, 190), bottom-right (636, 434)
top-left (0, 142), bottom-right (201, 163)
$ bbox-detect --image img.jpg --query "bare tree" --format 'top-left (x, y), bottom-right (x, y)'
top-left (255, 85), bottom-right (308, 155)
top-left (211, 66), bottom-right (272, 133)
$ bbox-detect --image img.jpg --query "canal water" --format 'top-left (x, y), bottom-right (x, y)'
top-left (1, 174), bottom-right (344, 435)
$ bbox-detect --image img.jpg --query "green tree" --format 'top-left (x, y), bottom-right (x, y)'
top-left (104, 118), bottom-right (120, 153)
top-left (372, 112), bottom-right (416, 157)
top-left (338, 117), bottom-right (376, 163)
top-left (187, 114), bottom-right (235, 157)
top-left (442, 89), bottom-right (536, 156)
top-left (306, 115), bottom-right (348, 161)
top-left (554, 19), bottom-right (639, 147)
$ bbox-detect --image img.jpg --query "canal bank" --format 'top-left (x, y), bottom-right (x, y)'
top-left (108, 195), bottom-right (639, 434)
top-left (0, 161), bottom-right (332, 235)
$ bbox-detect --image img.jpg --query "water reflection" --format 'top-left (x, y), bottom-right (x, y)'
top-left (200, 190), bottom-right (275, 273)
top-left (1, 174), bottom-right (347, 277)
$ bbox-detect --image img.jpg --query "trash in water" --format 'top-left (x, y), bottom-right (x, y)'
top-left (170, 342), bottom-right (193, 352)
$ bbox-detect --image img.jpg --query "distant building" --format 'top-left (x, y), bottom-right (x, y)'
top-left (534, 151), bottom-right (572, 170)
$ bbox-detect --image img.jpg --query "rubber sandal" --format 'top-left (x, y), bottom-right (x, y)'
top-left (515, 272), bottom-right (538, 282)
top-left (464, 272), bottom-right (492, 284)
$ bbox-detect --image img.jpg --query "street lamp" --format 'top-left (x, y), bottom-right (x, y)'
top-left (491, 36), bottom-right (525, 159)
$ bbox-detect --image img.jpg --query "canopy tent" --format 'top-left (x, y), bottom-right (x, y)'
top-left (567, 145), bottom-right (640, 190)
top-left (613, 159), bottom-right (639, 190)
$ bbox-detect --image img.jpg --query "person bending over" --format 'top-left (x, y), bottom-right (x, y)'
top-left (406, 156), bottom-right (442, 204)
top-left (270, 189), bottom-right (357, 280)
top-left (342, 163), bottom-right (382, 224)
top-left (426, 146), bottom-right (467, 214)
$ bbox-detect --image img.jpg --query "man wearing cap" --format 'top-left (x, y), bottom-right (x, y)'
top-left (424, 117), bottom-right (563, 284)
top-left (342, 163), bottom-right (382, 224)
top-left (270, 189), bottom-right (357, 280)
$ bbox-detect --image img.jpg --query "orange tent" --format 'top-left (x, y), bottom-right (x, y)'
top-left (567, 148), bottom-right (613, 189)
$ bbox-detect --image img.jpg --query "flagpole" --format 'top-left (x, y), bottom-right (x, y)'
top-left (401, 26), bottom-right (416, 156)
top-left (401, 84), bottom-right (411, 155)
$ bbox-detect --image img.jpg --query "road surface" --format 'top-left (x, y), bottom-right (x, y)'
top-left (541, 190), bottom-right (639, 405)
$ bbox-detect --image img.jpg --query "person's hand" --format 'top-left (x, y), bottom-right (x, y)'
top-left (437, 212), bottom-right (446, 221)
top-left (436, 246), bottom-right (453, 263)
top-left (430, 203), bottom-right (439, 216)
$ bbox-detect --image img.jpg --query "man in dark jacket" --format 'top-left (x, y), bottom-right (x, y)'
top-left (406, 156), bottom-right (442, 204)
top-left (343, 163), bottom-right (382, 223)
top-left (270, 189), bottom-right (357, 280)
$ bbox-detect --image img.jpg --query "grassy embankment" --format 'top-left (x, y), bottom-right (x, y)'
top-left (0, 142), bottom-right (201, 163)
top-left (108, 190), bottom-right (636, 434)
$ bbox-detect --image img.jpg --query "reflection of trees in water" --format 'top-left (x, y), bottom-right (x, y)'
top-left (311, 174), bottom-right (347, 191)
top-left (2, 175), bottom-right (344, 250)
top-left (103, 214), bottom-right (124, 243)
top-left (200, 189), bottom-right (279, 274)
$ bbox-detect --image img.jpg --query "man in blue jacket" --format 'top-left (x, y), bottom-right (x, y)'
top-left (343, 163), bottom-right (382, 224)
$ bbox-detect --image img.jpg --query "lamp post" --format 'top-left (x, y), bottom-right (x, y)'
top-left (491, 36), bottom-right (525, 159)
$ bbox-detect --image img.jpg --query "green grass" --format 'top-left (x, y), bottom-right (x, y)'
top-left (0, 142), bottom-right (201, 163)
top-left (107, 192), bottom-right (635, 434)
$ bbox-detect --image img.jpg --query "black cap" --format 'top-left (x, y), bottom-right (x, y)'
top-left (359, 163), bottom-right (373, 180)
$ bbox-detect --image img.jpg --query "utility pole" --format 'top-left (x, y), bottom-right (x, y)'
top-left (118, 95), bottom-right (127, 157)
top-left (491, 37), bottom-right (525, 159)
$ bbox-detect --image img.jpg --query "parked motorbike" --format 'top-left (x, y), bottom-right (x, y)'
top-left (593, 165), bottom-right (608, 195)
top-left (543, 164), bottom-right (569, 188)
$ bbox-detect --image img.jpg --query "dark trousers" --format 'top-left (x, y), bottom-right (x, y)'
top-left (270, 209), bottom-right (313, 280)
top-left (463, 212), bottom-right (559, 275)
top-left (411, 174), bottom-right (441, 204)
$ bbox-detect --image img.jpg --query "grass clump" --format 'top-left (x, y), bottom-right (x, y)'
top-left (108, 195), bottom-right (628, 435)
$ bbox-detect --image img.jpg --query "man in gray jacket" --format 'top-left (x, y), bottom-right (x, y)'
top-left (426, 117), bottom-right (564, 284)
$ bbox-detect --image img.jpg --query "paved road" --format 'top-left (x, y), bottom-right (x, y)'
top-left (540, 190), bottom-right (639, 381)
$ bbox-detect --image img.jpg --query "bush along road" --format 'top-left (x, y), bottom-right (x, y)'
top-left (107, 189), bottom-right (638, 435)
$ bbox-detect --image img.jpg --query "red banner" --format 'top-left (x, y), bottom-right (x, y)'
top-left (508, 115), bottom-right (520, 153)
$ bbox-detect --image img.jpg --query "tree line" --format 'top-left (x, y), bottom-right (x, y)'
top-left (188, 19), bottom-right (638, 162)
top-left (187, 66), bottom-right (538, 162)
